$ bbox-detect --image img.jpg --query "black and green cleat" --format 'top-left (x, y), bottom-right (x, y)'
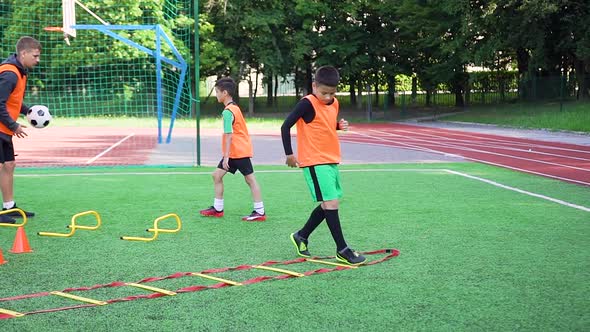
top-left (290, 232), bottom-right (311, 258)
top-left (336, 247), bottom-right (367, 266)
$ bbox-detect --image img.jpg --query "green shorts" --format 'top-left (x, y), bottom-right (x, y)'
top-left (302, 164), bottom-right (343, 202)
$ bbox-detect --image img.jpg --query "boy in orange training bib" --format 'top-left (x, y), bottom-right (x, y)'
top-left (281, 66), bottom-right (365, 265)
top-left (199, 77), bottom-right (266, 222)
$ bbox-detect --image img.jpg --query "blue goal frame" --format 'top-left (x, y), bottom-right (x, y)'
top-left (72, 24), bottom-right (188, 144)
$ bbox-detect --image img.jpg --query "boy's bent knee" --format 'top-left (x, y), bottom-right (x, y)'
top-left (244, 173), bottom-right (256, 183)
top-left (212, 169), bottom-right (226, 182)
top-left (2, 162), bottom-right (15, 172)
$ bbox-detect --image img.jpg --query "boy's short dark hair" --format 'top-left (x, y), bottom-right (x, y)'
top-left (215, 77), bottom-right (237, 98)
top-left (314, 66), bottom-right (340, 87)
top-left (16, 36), bottom-right (41, 53)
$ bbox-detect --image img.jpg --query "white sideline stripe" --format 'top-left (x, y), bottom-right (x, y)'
top-left (445, 169), bottom-right (590, 212)
top-left (15, 168), bottom-right (445, 177)
top-left (86, 133), bottom-right (135, 164)
top-left (15, 168), bottom-right (588, 212)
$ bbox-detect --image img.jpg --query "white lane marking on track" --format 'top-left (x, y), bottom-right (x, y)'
top-left (86, 133), bottom-right (135, 164)
top-left (345, 131), bottom-right (590, 186)
top-left (379, 128), bottom-right (590, 161)
top-left (340, 139), bottom-right (464, 158)
top-left (391, 127), bottom-right (590, 154)
top-left (351, 130), bottom-right (590, 172)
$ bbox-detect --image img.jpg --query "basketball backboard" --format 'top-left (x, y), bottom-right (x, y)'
top-left (63, 0), bottom-right (76, 38)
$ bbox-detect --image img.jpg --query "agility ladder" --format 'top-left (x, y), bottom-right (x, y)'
top-left (0, 248), bottom-right (398, 320)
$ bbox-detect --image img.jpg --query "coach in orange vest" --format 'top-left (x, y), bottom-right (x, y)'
top-left (0, 36), bottom-right (40, 224)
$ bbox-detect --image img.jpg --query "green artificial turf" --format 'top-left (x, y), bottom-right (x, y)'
top-left (0, 163), bottom-right (588, 331)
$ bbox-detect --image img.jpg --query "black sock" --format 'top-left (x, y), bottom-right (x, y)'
top-left (298, 205), bottom-right (325, 239)
top-left (324, 209), bottom-right (347, 251)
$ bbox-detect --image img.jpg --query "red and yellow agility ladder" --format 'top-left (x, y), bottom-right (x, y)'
top-left (0, 249), bottom-right (398, 319)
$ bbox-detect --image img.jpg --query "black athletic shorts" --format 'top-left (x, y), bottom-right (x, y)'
top-left (217, 157), bottom-right (254, 176)
top-left (0, 135), bottom-right (15, 163)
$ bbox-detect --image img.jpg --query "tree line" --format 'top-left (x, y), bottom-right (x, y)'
top-left (1, 0), bottom-right (589, 110)
top-left (200, 0), bottom-right (590, 107)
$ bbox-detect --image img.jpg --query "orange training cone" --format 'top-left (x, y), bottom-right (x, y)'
top-left (0, 247), bottom-right (7, 265)
top-left (10, 227), bottom-right (33, 253)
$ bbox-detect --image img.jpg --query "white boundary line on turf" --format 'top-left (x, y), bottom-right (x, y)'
top-left (15, 168), bottom-right (589, 212)
top-left (444, 169), bottom-right (590, 212)
top-left (15, 168), bottom-right (445, 177)
top-left (86, 133), bottom-right (135, 165)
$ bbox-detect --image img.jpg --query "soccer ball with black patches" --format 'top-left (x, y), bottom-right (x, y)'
top-left (26, 105), bottom-right (52, 128)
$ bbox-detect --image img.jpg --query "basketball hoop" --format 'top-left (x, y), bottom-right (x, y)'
top-left (43, 26), bottom-right (64, 33)
top-left (43, 26), bottom-right (71, 45)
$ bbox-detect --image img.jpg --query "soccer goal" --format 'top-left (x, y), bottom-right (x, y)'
top-left (1, 0), bottom-right (202, 167)
top-left (56, 0), bottom-right (193, 144)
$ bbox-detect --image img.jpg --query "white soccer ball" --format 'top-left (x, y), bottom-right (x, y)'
top-left (26, 105), bottom-right (52, 128)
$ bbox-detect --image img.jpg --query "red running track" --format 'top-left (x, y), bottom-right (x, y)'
top-left (13, 127), bottom-right (158, 167)
top-left (344, 123), bottom-right (590, 186)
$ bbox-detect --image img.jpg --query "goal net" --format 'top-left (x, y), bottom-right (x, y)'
top-left (0, 0), bottom-right (197, 167)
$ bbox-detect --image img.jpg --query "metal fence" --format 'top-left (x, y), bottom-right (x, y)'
top-left (200, 72), bottom-right (582, 119)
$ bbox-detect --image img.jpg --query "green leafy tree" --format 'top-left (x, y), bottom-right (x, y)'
top-left (470, 0), bottom-right (590, 100)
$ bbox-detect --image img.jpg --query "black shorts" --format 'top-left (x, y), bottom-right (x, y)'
top-left (217, 157), bottom-right (254, 176)
top-left (0, 136), bottom-right (15, 163)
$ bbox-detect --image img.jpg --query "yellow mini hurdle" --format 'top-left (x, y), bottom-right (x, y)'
top-left (120, 213), bottom-right (181, 242)
top-left (38, 210), bottom-right (102, 237)
top-left (0, 208), bottom-right (28, 228)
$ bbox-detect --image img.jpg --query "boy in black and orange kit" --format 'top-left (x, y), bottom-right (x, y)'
top-left (199, 77), bottom-right (266, 222)
top-left (281, 66), bottom-right (366, 265)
